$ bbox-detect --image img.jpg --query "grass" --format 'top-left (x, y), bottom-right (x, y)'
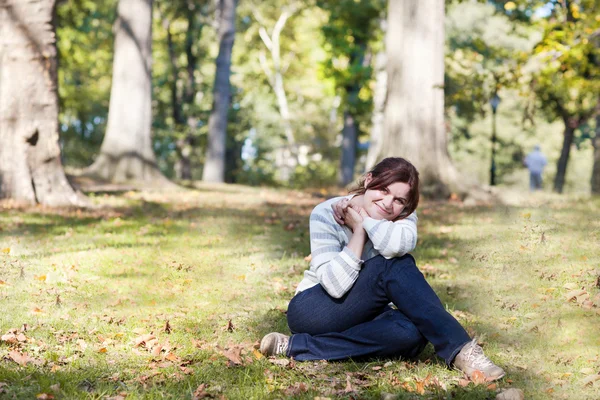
top-left (0, 183), bottom-right (599, 399)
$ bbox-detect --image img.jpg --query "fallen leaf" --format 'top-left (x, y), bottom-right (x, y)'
top-left (252, 349), bottom-right (264, 360)
top-left (582, 374), bottom-right (600, 386)
top-left (371, 366), bottom-right (382, 371)
top-left (164, 320), bottom-right (172, 334)
top-left (1, 333), bottom-right (17, 344)
top-left (268, 358), bottom-right (290, 367)
top-left (98, 348), bottom-right (107, 353)
top-left (471, 370), bottom-right (487, 385)
top-left (133, 334), bottom-right (155, 347)
top-left (34, 275), bottom-right (46, 282)
top-left (221, 346), bottom-right (243, 365)
top-left (8, 351), bottom-right (33, 366)
top-left (35, 394), bottom-right (54, 400)
top-left (566, 289), bottom-right (587, 301)
top-left (344, 375), bottom-right (354, 393)
top-left (192, 384), bottom-right (210, 399)
top-left (283, 382), bottom-right (308, 396)
top-left (1, 248), bottom-right (10, 254)
top-left (580, 367), bottom-right (596, 375)
top-left (458, 378), bottom-right (470, 387)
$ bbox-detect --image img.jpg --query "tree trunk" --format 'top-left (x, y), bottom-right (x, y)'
top-left (366, 43), bottom-right (387, 171)
top-left (0, 0), bottom-right (85, 206)
top-left (591, 114), bottom-right (600, 194)
top-left (86, 0), bottom-right (165, 183)
top-left (338, 110), bottom-right (358, 186)
top-left (202, 0), bottom-right (237, 183)
top-left (553, 118), bottom-right (575, 193)
top-left (377, 0), bottom-right (458, 198)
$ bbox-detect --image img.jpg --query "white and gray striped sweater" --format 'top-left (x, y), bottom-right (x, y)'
top-left (295, 195), bottom-right (418, 298)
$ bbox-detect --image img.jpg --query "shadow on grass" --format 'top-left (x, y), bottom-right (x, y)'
top-left (0, 190), bottom-right (582, 398)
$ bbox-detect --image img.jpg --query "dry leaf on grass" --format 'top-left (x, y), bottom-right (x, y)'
top-left (8, 351), bottom-right (33, 366)
top-left (133, 334), bottom-right (156, 347)
top-left (582, 374), bottom-right (600, 386)
top-left (221, 346), bottom-right (243, 365)
top-left (192, 384), bottom-right (210, 399)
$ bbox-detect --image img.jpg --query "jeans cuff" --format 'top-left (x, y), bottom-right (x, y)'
top-left (286, 334), bottom-right (295, 358)
top-left (446, 339), bottom-right (471, 366)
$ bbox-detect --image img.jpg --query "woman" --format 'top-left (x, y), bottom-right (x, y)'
top-left (260, 157), bottom-right (505, 381)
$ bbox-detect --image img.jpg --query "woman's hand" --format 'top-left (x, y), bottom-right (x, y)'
top-left (331, 198), bottom-right (350, 225)
top-left (344, 205), bottom-right (366, 233)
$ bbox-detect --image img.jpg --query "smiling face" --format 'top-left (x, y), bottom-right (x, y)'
top-left (362, 175), bottom-right (411, 221)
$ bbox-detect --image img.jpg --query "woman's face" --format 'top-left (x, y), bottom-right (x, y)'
top-left (362, 176), bottom-right (410, 221)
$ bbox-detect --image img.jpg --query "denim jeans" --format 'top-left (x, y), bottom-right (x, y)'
top-left (286, 254), bottom-right (471, 364)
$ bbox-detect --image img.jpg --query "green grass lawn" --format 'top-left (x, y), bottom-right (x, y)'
top-left (0, 184), bottom-right (599, 399)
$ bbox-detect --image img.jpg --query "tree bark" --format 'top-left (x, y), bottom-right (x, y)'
top-left (86, 0), bottom-right (166, 183)
top-left (339, 110), bottom-right (358, 186)
top-left (366, 44), bottom-right (387, 171)
top-left (553, 117), bottom-right (576, 193)
top-left (202, 0), bottom-right (237, 183)
top-left (0, 0), bottom-right (85, 206)
top-left (377, 0), bottom-right (458, 198)
top-left (591, 114), bottom-right (600, 194)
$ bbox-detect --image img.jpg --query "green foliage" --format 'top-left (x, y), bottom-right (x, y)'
top-left (529, 0), bottom-right (600, 123)
top-left (317, 0), bottom-right (384, 121)
top-left (56, 0), bottom-right (117, 167)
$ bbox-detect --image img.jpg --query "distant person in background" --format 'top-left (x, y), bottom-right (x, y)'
top-left (524, 145), bottom-right (547, 191)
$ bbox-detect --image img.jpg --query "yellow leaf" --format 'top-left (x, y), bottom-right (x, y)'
top-left (98, 347), bottom-right (107, 353)
top-left (1, 248), bottom-right (10, 254)
top-left (252, 349), bottom-right (264, 360)
top-left (34, 275), bottom-right (46, 282)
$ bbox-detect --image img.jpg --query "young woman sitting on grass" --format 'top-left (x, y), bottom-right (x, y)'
top-left (260, 157), bottom-right (505, 381)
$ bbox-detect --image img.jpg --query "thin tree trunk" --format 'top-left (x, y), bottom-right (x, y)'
top-left (378, 0), bottom-right (458, 198)
top-left (0, 0), bottom-right (85, 206)
top-left (202, 0), bottom-right (237, 183)
top-left (86, 0), bottom-right (166, 183)
top-left (366, 44), bottom-right (387, 171)
top-left (256, 8), bottom-right (298, 181)
top-left (553, 118), bottom-right (575, 193)
top-left (591, 114), bottom-right (600, 194)
top-left (339, 110), bottom-right (358, 186)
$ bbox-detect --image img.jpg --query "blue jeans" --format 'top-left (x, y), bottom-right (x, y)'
top-left (529, 172), bottom-right (543, 191)
top-left (286, 254), bottom-right (471, 365)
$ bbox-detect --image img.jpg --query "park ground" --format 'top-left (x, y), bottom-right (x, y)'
top-left (0, 183), bottom-right (599, 399)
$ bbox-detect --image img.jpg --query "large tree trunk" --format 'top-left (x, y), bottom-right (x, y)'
top-left (590, 114), bottom-right (600, 194)
top-left (377, 0), bottom-right (458, 198)
top-left (338, 110), bottom-right (358, 186)
top-left (86, 0), bottom-right (165, 183)
top-left (0, 0), bottom-right (85, 206)
top-left (553, 118), bottom-right (576, 193)
top-left (202, 0), bottom-right (237, 183)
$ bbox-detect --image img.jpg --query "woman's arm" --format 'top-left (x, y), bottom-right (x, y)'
top-left (309, 205), bottom-right (365, 299)
top-left (361, 212), bottom-right (418, 259)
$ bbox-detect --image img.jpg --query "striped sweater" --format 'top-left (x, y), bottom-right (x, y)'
top-left (295, 195), bottom-right (418, 298)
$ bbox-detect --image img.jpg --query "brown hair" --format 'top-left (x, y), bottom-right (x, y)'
top-left (350, 157), bottom-right (420, 220)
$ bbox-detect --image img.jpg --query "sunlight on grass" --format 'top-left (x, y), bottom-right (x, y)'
top-left (0, 185), bottom-right (599, 399)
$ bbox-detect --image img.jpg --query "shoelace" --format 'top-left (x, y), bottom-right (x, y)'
top-left (462, 340), bottom-right (494, 368)
top-left (276, 338), bottom-right (289, 355)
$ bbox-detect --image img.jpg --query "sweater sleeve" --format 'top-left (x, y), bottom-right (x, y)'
top-left (361, 211), bottom-right (418, 259)
top-left (309, 206), bottom-right (363, 299)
